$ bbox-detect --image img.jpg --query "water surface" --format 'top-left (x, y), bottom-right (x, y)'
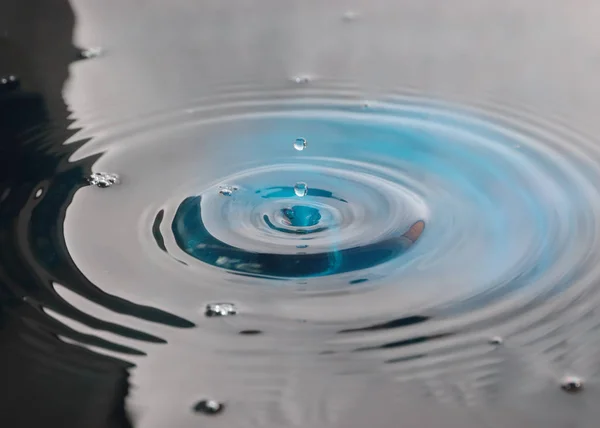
top-left (3, 1), bottom-right (600, 427)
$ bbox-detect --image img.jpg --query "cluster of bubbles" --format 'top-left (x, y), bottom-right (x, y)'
top-left (87, 172), bottom-right (120, 188)
top-left (204, 303), bottom-right (237, 317)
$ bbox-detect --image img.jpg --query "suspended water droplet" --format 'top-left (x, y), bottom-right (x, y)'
top-left (0, 74), bottom-right (20, 91)
top-left (34, 188), bottom-right (43, 199)
top-left (293, 75), bottom-right (311, 84)
top-left (342, 10), bottom-right (360, 21)
top-left (489, 336), bottom-right (503, 345)
top-left (560, 376), bottom-right (584, 393)
top-left (294, 137), bottom-right (307, 151)
top-left (78, 47), bottom-right (104, 59)
top-left (193, 399), bottom-right (224, 415)
top-left (205, 303), bottom-right (237, 317)
top-left (294, 182), bottom-right (308, 197)
top-left (88, 172), bottom-right (120, 188)
top-left (218, 185), bottom-right (238, 196)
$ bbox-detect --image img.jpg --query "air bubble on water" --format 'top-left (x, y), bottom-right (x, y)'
top-left (205, 303), bottom-right (237, 317)
top-left (0, 75), bottom-right (20, 91)
top-left (87, 172), bottom-right (120, 188)
top-left (78, 47), bottom-right (104, 59)
top-left (293, 75), bottom-right (311, 84)
top-left (489, 336), bottom-right (503, 346)
top-left (342, 10), bottom-right (360, 21)
top-left (560, 375), bottom-right (584, 393)
top-left (218, 185), bottom-right (238, 196)
top-left (294, 137), bottom-right (307, 151)
top-left (193, 399), bottom-right (224, 415)
top-left (294, 182), bottom-right (308, 197)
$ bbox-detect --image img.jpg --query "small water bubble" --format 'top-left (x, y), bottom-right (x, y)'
top-left (489, 336), bottom-right (503, 345)
top-left (294, 137), bottom-right (307, 151)
top-left (218, 185), bottom-right (238, 196)
top-left (193, 399), bottom-right (224, 415)
top-left (88, 172), bottom-right (120, 188)
top-left (78, 47), bottom-right (104, 59)
top-left (293, 75), bottom-right (311, 84)
top-left (0, 74), bottom-right (20, 91)
top-left (205, 303), bottom-right (237, 317)
top-left (294, 182), bottom-right (308, 197)
top-left (560, 376), bottom-right (584, 393)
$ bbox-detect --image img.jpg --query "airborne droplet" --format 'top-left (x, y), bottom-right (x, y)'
top-left (294, 182), bottom-right (308, 197)
top-left (294, 137), bottom-right (307, 151)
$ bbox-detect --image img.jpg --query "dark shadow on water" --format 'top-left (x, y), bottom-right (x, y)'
top-left (0, 1), bottom-right (193, 426)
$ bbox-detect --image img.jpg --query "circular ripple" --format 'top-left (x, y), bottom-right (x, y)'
top-left (65, 88), bottom-right (600, 309)
top-left (172, 164), bottom-right (427, 278)
top-left (62, 89), bottom-right (600, 398)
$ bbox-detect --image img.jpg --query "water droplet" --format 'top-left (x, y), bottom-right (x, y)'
top-left (561, 376), bottom-right (584, 393)
top-left (0, 74), bottom-right (20, 91)
top-left (218, 185), bottom-right (238, 196)
top-left (342, 10), bottom-right (360, 21)
top-left (88, 172), bottom-right (120, 188)
top-left (205, 303), bottom-right (237, 317)
top-left (78, 47), bottom-right (104, 59)
top-left (193, 399), bottom-right (224, 415)
top-left (489, 336), bottom-right (503, 345)
top-left (34, 188), bottom-right (43, 199)
top-left (293, 75), bottom-right (311, 84)
top-left (294, 137), bottom-right (307, 151)
top-left (294, 182), bottom-right (308, 197)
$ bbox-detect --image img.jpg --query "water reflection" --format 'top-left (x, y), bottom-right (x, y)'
top-left (0, 1), bottom-right (193, 426)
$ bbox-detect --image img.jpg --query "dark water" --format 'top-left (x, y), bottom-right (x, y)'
top-left (3, 1), bottom-right (600, 427)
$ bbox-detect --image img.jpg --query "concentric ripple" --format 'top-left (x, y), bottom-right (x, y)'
top-left (172, 164), bottom-right (426, 278)
top-left (59, 88), bottom-right (600, 419)
top-left (66, 88), bottom-right (600, 307)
